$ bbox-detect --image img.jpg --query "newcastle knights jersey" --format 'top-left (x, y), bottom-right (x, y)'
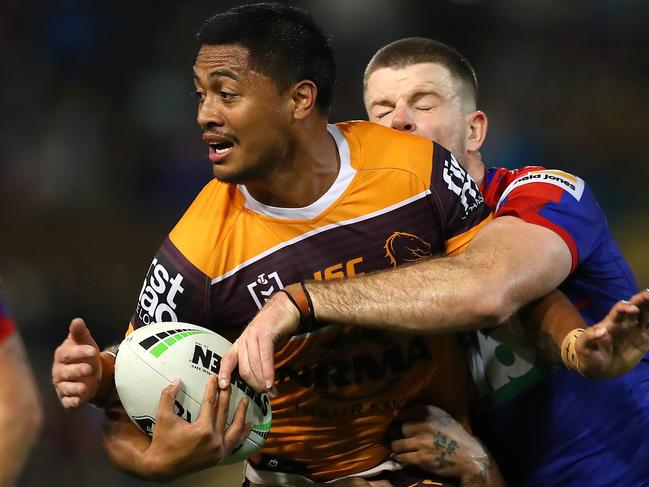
top-left (469, 166), bottom-right (646, 486)
top-left (126, 122), bottom-right (491, 481)
top-left (0, 287), bottom-right (16, 344)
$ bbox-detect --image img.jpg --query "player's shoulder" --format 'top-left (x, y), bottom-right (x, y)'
top-left (490, 165), bottom-right (587, 205)
top-left (335, 121), bottom-right (438, 182)
top-left (178, 179), bottom-right (238, 221)
top-left (169, 179), bottom-right (242, 256)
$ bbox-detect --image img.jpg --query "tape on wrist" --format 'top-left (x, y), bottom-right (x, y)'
top-left (279, 282), bottom-right (316, 332)
top-left (561, 328), bottom-right (586, 374)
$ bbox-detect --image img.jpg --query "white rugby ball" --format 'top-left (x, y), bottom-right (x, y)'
top-left (114, 322), bottom-right (272, 464)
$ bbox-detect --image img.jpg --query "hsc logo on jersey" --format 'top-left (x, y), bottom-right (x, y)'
top-left (136, 257), bottom-right (187, 325)
top-left (247, 272), bottom-right (284, 309)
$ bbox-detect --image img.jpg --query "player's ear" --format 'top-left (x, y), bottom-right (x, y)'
top-left (290, 80), bottom-right (318, 120)
top-left (466, 110), bottom-right (488, 152)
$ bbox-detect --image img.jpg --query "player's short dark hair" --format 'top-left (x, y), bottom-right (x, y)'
top-left (197, 3), bottom-right (336, 114)
top-left (364, 37), bottom-right (478, 109)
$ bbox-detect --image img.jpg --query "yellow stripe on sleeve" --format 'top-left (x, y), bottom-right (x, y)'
top-left (445, 213), bottom-right (494, 256)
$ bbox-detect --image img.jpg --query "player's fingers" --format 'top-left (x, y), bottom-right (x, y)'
top-left (224, 396), bottom-right (250, 448)
top-left (259, 332), bottom-right (276, 391)
top-left (198, 375), bottom-right (219, 426)
top-left (630, 289), bottom-right (649, 326)
top-left (215, 384), bottom-right (232, 433)
top-left (156, 378), bottom-right (182, 420)
top-left (390, 436), bottom-right (420, 454)
top-left (392, 451), bottom-right (420, 466)
top-left (245, 334), bottom-right (265, 392)
top-left (52, 362), bottom-right (94, 382)
top-left (55, 343), bottom-right (97, 364)
top-left (610, 300), bottom-right (638, 325)
top-left (68, 318), bottom-right (98, 347)
top-left (56, 381), bottom-right (88, 397)
top-left (218, 343), bottom-right (238, 390)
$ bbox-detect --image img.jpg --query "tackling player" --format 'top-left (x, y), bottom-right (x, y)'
top-left (219, 37), bottom-right (649, 486)
top-left (0, 285), bottom-right (43, 487)
top-left (360, 37), bottom-right (649, 486)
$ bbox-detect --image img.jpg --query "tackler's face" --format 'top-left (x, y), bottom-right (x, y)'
top-left (193, 44), bottom-right (293, 184)
top-left (364, 62), bottom-right (469, 162)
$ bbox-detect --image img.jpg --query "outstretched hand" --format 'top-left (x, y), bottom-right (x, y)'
top-left (52, 318), bottom-right (102, 409)
top-left (576, 289), bottom-right (649, 379)
top-left (218, 290), bottom-right (301, 392)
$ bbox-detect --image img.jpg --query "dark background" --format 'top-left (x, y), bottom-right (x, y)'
top-left (1, 0), bottom-right (647, 485)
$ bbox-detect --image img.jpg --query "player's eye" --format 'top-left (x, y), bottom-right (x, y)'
top-left (193, 91), bottom-right (206, 103)
top-left (376, 110), bottom-right (393, 119)
top-left (219, 91), bottom-right (237, 101)
top-left (415, 105), bottom-right (434, 111)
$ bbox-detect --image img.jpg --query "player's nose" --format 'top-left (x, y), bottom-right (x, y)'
top-left (390, 104), bottom-right (416, 133)
top-left (197, 95), bottom-right (225, 129)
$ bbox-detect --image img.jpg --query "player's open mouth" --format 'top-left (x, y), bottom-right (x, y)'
top-left (208, 141), bottom-right (234, 163)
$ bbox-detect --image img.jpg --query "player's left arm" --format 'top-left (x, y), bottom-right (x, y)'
top-left (102, 376), bottom-right (251, 480)
top-left (0, 332), bottom-right (43, 486)
top-left (511, 288), bottom-right (649, 379)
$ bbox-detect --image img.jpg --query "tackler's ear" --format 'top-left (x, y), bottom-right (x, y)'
top-left (466, 110), bottom-right (488, 153)
top-left (290, 80), bottom-right (318, 120)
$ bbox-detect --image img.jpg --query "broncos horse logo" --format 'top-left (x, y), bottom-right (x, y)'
top-left (384, 232), bottom-right (432, 268)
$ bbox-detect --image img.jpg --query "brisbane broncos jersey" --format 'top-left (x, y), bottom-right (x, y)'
top-left (126, 122), bottom-right (491, 481)
top-left (469, 166), bottom-right (647, 486)
top-left (0, 287), bottom-right (16, 344)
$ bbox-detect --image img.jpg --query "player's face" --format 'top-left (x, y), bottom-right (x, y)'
top-left (193, 44), bottom-right (293, 184)
top-left (364, 62), bottom-right (470, 161)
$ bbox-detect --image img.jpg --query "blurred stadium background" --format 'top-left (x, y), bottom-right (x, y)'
top-left (1, 0), bottom-right (647, 485)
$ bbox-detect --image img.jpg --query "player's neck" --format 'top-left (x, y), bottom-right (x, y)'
top-left (243, 122), bottom-right (340, 208)
top-left (464, 152), bottom-right (485, 187)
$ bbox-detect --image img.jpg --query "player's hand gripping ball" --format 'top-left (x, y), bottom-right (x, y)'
top-left (114, 322), bottom-right (272, 464)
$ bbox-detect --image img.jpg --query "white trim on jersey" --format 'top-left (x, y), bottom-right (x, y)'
top-left (238, 124), bottom-right (355, 220)
top-left (245, 458), bottom-right (403, 486)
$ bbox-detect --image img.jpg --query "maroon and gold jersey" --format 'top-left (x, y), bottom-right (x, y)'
top-left (127, 122), bottom-right (491, 480)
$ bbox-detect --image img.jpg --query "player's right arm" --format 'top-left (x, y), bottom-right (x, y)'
top-left (50, 319), bottom-right (252, 478)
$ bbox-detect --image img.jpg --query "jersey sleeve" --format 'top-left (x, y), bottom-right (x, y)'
top-left (429, 143), bottom-right (493, 255)
top-left (493, 169), bottom-right (604, 272)
top-left (0, 288), bottom-right (16, 344)
top-left (125, 237), bottom-right (210, 336)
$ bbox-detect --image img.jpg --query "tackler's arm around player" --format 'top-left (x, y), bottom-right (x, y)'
top-left (218, 215), bottom-right (573, 393)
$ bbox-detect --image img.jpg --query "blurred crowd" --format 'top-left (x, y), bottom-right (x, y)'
top-left (0, 0), bottom-right (647, 485)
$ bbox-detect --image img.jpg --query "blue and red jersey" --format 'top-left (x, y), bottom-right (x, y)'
top-left (468, 165), bottom-right (647, 486)
top-left (0, 289), bottom-right (16, 344)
